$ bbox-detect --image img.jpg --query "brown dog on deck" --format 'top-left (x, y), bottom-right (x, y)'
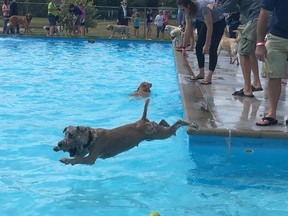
top-left (53, 99), bottom-right (198, 166)
top-left (217, 30), bottom-right (241, 65)
top-left (129, 82), bottom-right (152, 97)
top-left (7, 14), bottom-right (33, 35)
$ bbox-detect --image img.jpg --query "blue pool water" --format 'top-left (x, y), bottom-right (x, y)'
top-left (0, 37), bottom-right (288, 216)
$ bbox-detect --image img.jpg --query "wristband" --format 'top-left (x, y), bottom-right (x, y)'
top-left (256, 42), bottom-right (265, 47)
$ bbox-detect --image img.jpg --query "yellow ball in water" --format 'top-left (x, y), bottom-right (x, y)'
top-left (149, 212), bottom-right (160, 216)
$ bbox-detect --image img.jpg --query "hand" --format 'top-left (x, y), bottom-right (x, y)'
top-left (255, 46), bottom-right (267, 62)
top-left (207, 4), bottom-right (214, 10)
top-left (202, 44), bottom-right (210, 54)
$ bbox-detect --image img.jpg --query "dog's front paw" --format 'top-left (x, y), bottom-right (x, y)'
top-left (60, 157), bottom-right (70, 165)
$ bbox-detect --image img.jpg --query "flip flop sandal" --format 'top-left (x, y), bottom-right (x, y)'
top-left (190, 75), bottom-right (205, 80)
top-left (200, 80), bottom-right (212, 85)
top-left (232, 88), bottom-right (254, 98)
top-left (256, 117), bottom-right (278, 126)
top-left (251, 85), bottom-right (263, 92)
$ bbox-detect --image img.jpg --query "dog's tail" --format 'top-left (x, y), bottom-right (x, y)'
top-left (233, 30), bottom-right (241, 43)
top-left (141, 98), bottom-right (150, 120)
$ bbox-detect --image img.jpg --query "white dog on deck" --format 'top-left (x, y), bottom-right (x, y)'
top-left (43, 26), bottom-right (61, 36)
top-left (165, 25), bottom-right (184, 47)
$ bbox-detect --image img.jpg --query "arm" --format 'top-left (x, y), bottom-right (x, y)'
top-left (181, 15), bottom-right (193, 48)
top-left (203, 10), bottom-right (213, 54)
top-left (255, 8), bottom-right (270, 62)
top-left (117, 7), bottom-right (122, 23)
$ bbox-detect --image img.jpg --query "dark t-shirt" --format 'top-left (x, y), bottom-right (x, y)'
top-left (261, 0), bottom-right (288, 39)
top-left (10, 2), bottom-right (18, 16)
top-left (146, 13), bottom-right (153, 24)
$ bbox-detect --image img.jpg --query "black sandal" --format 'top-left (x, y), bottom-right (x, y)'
top-left (232, 89), bottom-right (254, 98)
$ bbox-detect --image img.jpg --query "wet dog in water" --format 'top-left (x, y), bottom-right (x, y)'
top-left (129, 82), bottom-right (152, 98)
top-left (53, 99), bottom-right (198, 165)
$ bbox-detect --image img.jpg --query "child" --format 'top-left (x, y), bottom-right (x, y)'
top-left (132, 11), bottom-right (140, 38)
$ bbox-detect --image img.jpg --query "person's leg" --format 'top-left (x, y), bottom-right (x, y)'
top-left (233, 20), bottom-right (259, 96)
top-left (3, 17), bottom-right (8, 34)
top-left (16, 23), bottom-right (20, 34)
top-left (256, 34), bottom-right (288, 125)
top-left (250, 54), bottom-right (262, 90)
top-left (160, 26), bottom-right (165, 40)
top-left (156, 26), bottom-right (160, 39)
top-left (195, 20), bottom-right (206, 78)
top-left (203, 19), bottom-right (226, 84)
top-left (240, 54), bottom-right (253, 94)
top-left (266, 78), bottom-right (282, 118)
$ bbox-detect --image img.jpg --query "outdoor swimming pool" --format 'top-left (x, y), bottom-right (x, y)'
top-left (0, 37), bottom-right (287, 216)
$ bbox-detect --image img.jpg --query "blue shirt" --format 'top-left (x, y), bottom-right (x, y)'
top-left (261, 0), bottom-right (288, 39)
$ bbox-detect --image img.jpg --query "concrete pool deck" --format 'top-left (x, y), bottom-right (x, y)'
top-left (174, 49), bottom-right (288, 140)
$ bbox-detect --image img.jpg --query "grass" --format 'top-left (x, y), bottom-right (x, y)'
top-left (1, 17), bottom-right (177, 40)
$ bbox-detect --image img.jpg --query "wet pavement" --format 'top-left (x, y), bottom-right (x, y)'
top-left (174, 49), bottom-right (288, 139)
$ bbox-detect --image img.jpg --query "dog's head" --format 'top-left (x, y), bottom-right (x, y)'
top-left (170, 27), bottom-right (183, 40)
top-left (106, 24), bottom-right (113, 31)
top-left (26, 13), bottom-right (33, 22)
top-left (88, 39), bottom-right (95, 43)
top-left (53, 126), bottom-right (93, 157)
top-left (137, 82), bottom-right (152, 93)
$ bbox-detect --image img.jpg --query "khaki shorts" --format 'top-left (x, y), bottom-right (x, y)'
top-left (262, 34), bottom-right (288, 78)
top-left (238, 19), bottom-right (258, 56)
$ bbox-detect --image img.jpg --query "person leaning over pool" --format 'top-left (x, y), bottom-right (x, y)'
top-left (178, 0), bottom-right (226, 85)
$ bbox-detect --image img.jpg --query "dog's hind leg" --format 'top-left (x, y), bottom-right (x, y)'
top-left (159, 119), bottom-right (170, 127)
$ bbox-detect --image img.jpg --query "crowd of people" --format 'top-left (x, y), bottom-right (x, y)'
top-left (116, 0), bottom-right (170, 40)
top-left (178, 0), bottom-right (287, 127)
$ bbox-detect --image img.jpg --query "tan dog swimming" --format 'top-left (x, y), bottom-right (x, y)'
top-left (129, 82), bottom-right (152, 97)
top-left (53, 99), bottom-right (198, 166)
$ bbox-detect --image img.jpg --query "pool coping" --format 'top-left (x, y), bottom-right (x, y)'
top-left (174, 49), bottom-right (288, 140)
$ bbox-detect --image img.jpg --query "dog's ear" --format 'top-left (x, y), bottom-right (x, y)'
top-left (62, 127), bottom-right (67, 133)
